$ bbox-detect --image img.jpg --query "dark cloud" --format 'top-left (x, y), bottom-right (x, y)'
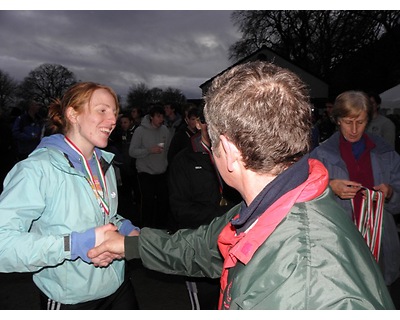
top-left (0, 10), bottom-right (241, 102)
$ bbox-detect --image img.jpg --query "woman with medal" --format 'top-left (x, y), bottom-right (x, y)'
top-left (0, 82), bottom-right (140, 309)
top-left (310, 90), bottom-right (400, 303)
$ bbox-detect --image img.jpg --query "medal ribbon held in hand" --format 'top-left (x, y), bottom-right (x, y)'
top-left (352, 187), bottom-right (384, 261)
top-left (65, 137), bottom-right (110, 216)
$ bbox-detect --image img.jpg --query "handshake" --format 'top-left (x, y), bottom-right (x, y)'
top-left (86, 223), bottom-right (139, 267)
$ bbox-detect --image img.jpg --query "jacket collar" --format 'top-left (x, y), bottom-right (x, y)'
top-left (218, 158), bottom-right (329, 267)
top-left (232, 155), bottom-right (310, 234)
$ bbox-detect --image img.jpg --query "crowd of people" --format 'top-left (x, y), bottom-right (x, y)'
top-left (0, 61), bottom-right (400, 310)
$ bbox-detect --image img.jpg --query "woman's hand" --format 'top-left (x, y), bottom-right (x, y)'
top-left (373, 183), bottom-right (393, 201)
top-left (329, 179), bottom-right (362, 199)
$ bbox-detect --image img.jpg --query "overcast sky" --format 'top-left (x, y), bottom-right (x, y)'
top-left (0, 10), bottom-right (242, 103)
top-left (1, 1), bottom-right (394, 104)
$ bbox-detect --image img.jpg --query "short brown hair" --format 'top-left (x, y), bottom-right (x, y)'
top-left (332, 90), bottom-right (373, 125)
top-left (204, 61), bottom-right (312, 175)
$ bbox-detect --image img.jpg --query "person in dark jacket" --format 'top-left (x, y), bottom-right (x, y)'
top-left (88, 61), bottom-right (394, 310)
top-left (0, 109), bottom-right (18, 193)
top-left (168, 109), bottom-right (241, 309)
top-left (317, 99), bottom-right (336, 143)
top-left (107, 113), bottom-right (139, 223)
top-left (12, 100), bottom-right (44, 160)
top-left (167, 107), bottom-right (199, 164)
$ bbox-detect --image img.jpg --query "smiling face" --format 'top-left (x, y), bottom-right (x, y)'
top-left (67, 88), bottom-right (117, 158)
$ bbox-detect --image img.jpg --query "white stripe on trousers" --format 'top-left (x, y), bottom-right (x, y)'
top-left (185, 281), bottom-right (200, 310)
top-left (47, 298), bottom-right (61, 310)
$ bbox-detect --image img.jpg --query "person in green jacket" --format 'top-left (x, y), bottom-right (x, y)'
top-left (0, 82), bottom-right (140, 309)
top-left (88, 61), bottom-right (394, 310)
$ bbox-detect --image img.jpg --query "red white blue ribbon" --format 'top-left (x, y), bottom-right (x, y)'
top-left (352, 187), bottom-right (384, 261)
top-left (64, 136), bottom-right (109, 216)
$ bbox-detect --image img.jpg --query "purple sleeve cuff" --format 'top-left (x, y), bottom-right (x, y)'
top-left (119, 219), bottom-right (140, 236)
top-left (70, 228), bottom-right (95, 263)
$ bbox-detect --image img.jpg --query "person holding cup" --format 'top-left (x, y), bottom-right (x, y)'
top-left (129, 105), bottom-right (171, 229)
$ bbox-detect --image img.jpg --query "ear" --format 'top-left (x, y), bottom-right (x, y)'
top-left (219, 135), bottom-right (240, 172)
top-left (66, 106), bottom-right (78, 124)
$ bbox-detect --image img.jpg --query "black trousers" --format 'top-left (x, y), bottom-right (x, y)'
top-left (137, 172), bottom-right (170, 229)
top-left (185, 277), bottom-right (220, 310)
top-left (39, 278), bottom-right (139, 310)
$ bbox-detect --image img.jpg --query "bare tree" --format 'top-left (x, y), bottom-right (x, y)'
top-left (18, 63), bottom-right (76, 108)
top-left (126, 83), bottom-right (187, 114)
top-left (126, 82), bottom-right (152, 112)
top-left (148, 87), bottom-right (164, 105)
top-left (0, 70), bottom-right (18, 111)
top-left (229, 10), bottom-right (400, 82)
top-left (161, 87), bottom-right (186, 107)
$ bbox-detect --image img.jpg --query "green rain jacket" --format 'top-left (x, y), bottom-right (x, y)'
top-left (126, 160), bottom-right (394, 309)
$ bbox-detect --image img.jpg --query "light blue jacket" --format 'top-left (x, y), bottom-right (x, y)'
top-left (0, 135), bottom-right (129, 304)
top-left (310, 132), bottom-right (400, 285)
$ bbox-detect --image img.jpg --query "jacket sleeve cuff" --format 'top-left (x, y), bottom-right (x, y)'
top-left (70, 228), bottom-right (95, 263)
top-left (124, 235), bottom-right (140, 261)
top-left (119, 219), bottom-right (140, 236)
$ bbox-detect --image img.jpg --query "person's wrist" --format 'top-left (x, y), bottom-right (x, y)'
top-left (124, 235), bottom-right (140, 260)
top-left (71, 228), bottom-right (95, 262)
